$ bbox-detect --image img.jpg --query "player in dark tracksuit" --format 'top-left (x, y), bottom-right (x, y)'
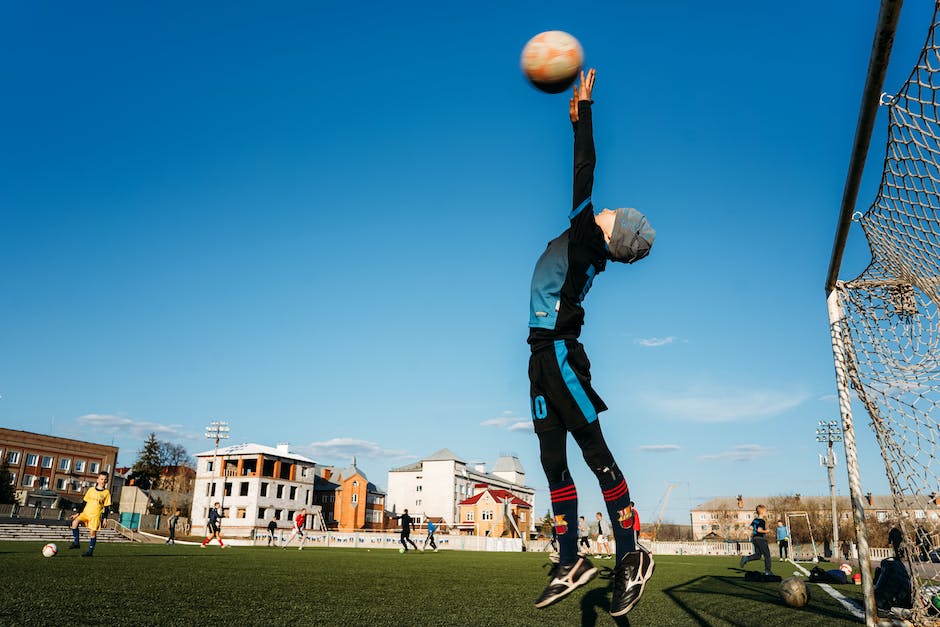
top-left (528, 69), bottom-right (656, 617)
top-left (740, 504), bottom-right (773, 575)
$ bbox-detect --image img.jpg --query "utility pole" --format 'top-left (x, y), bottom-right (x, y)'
top-left (205, 421), bottom-right (230, 513)
top-left (817, 419), bottom-right (843, 553)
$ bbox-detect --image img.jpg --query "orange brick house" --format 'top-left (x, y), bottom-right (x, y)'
top-left (313, 460), bottom-right (385, 531)
top-left (457, 484), bottom-right (531, 538)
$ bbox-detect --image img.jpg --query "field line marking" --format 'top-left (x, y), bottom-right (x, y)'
top-left (788, 559), bottom-right (865, 620)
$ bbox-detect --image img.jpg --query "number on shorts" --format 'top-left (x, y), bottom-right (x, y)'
top-left (533, 395), bottom-right (548, 420)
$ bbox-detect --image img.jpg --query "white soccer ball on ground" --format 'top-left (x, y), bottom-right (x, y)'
top-left (42, 543), bottom-right (58, 558)
top-left (399, 548), bottom-right (405, 553)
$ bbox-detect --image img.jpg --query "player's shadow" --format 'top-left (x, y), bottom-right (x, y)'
top-left (663, 574), bottom-right (851, 626)
top-left (578, 579), bottom-right (631, 627)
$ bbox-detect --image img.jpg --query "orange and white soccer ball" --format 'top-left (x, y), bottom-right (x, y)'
top-left (42, 543), bottom-right (58, 557)
top-left (520, 30), bottom-right (584, 94)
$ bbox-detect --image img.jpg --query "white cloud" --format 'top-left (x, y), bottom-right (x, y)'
top-left (76, 413), bottom-right (198, 443)
top-left (635, 336), bottom-right (684, 347)
top-left (638, 444), bottom-right (680, 452)
top-left (644, 388), bottom-right (806, 423)
top-left (699, 444), bottom-right (774, 463)
top-left (481, 411), bottom-right (531, 432)
top-left (298, 438), bottom-right (412, 463)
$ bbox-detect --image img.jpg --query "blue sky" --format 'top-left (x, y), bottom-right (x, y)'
top-left (1, 1), bottom-right (934, 524)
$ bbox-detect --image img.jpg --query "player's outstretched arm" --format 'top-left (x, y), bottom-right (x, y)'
top-left (571, 68), bottom-right (597, 216)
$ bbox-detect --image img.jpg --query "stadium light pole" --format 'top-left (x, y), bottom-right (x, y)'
top-left (817, 420), bottom-right (843, 552)
top-left (205, 421), bottom-right (230, 513)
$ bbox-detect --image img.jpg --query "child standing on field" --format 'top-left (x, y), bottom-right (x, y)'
top-left (740, 504), bottom-right (773, 575)
top-left (69, 470), bottom-right (112, 557)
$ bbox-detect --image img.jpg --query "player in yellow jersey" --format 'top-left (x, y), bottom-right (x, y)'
top-left (69, 470), bottom-right (112, 557)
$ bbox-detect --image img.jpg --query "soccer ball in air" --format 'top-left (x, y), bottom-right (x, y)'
top-left (779, 577), bottom-right (809, 608)
top-left (520, 31), bottom-right (583, 94)
top-left (42, 543), bottom-right (58, 558)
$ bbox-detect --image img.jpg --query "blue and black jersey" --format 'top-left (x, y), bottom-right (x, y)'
top-left (528, 100), bottom-right (608, 347)
top-left (751, 517), bottom-right (766, 538)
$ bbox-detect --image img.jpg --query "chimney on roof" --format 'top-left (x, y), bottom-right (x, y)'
top-left (866, 492), bottom-right (873, 506)
top-left (276, 443), bottom-right (290, 454)
top-left (322, 467), bottom-right (332, 481)
top-left (737, 495), bottom-right (743, 509)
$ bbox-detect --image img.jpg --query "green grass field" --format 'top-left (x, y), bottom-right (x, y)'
top-left (0, 542), bottom-right (866, 626)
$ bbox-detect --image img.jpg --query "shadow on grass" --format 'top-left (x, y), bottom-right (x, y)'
top-left (663, 574), bottom-right (853, 626)
top-left (578, 579), bottom-right (631, 626)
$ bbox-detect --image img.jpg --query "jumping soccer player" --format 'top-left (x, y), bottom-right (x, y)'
top-left (282, 508), bottom-right (308, 550)
top-left (528, 68), bottom-right (656, 616)
top-left (201, 502), bottom-right (226, 548)
top-left (69, 470), bottom-right (112, 557)
top-left (741, 504), bottom-right (773, 575)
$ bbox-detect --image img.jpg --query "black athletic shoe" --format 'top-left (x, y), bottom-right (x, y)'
top-left (81, 550), bottom-right (94, 558)
top-left (534, 557), bottom-right (598, 608)
top-left (68, 542), bottom-right (80, 550)
top-left (610, 549), bottom-right (655, 617)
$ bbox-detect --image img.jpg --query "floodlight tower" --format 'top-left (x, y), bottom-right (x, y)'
top-left (205, 420), bottom-right (230, 511)
top-left (817, 419), bottom-right (843, 551)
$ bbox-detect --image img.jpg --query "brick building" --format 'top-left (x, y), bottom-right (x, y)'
top-left (0, 428), bottom-right (118, 508)
top-left (313, 460), bottom-right (386, 531)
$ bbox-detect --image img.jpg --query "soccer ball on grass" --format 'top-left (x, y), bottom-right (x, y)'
top-left (779, 576), bottom-right (809, 608)
top-left (42, 543), bottom-right (58, 558)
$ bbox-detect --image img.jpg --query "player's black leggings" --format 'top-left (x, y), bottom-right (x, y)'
top-left (745, 536), bottom-right (772, 572)
top-left (537, 421), bottom-right (621, 486)
top-left (400, 532), bottom-right (417, 551)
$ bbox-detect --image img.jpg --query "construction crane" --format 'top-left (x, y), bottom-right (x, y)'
top-left (651, 482), bottom-right (681, 540)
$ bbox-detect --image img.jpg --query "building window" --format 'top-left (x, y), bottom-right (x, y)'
top-left (466, 511), bottom-right (474, 522)
top-left (239, 482), bottom-right (249, 497)
top-left (6, 451), bottom-right (19, 464)
top-left (22, 475), bottom-right (35, 487)
top-left (224, 482), bottom-right (232, 497)
top-left (58, 458), bottom-right (71, 471)
top-left (482, 510), bottom-right (493, 521)
top-left (260, 482), bottom-right (268, 497)
top-left (26, 454), bottom-right (38, 467)
top-left (274, 509), bottom-right (283, 520)
top-left (276, 485), bottom-right (284, 499)
top-left (37, 477), bottom-right (49, 489)
top-left (8, 473), bottom-right (15, 486)
top-left (416, 485), bottom-right (422, 492)
top-left (41, 456), bottom-right (53, 469)
top-left (289, 486), bottom-right (297, 500)
top-left (237, 508), bottom-right (246, 519)
top-left (352, 493), bottom-right (358, 504)
top-left (520, 511), bottom-right (526, 522)
top-left (89, 462), bottom-right (100, 474)
top-left (74, 460), bottom-right (86, 473)
top-left (258, 508), bottom-right (266, 519)
top-left (56, 478), bottom-right (68, 490)
top-left (416, 499), bottom-right (421, 507)
top-left (209, 483), bottom-right (216, 497)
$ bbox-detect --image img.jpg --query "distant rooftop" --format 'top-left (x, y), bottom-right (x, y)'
top-left (194, 442), bottom-right (314, 464)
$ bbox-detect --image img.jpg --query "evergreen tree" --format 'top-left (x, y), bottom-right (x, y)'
top-left (130, 432), bottom-right (163, 490)
top-left (0, 461), bottom-right (15, 504)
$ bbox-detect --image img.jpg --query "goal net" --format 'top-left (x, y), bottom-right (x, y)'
top-left (832, 2), bottom-right (940, 621)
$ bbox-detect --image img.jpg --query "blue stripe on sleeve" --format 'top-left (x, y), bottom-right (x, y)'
top-left (569, 197), bottom-right (591, 220)
top-left (554, 340), bottom-right (597, 423)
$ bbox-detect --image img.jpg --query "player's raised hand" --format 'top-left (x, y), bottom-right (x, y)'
top-left (569, 84), bottom-right (579, 122)
top-left (577, 68), bottom-right (595, 102)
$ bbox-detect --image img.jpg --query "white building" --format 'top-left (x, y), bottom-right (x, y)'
top-left (386, 449), bottom-right (535, 529)
top-left (192, 443), bottom-right (319, 538)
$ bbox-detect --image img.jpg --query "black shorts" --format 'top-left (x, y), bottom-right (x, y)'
top-left (529, 339), bottom-right (607, 433)
top-left (208, 522), bottom-right (220, 534)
